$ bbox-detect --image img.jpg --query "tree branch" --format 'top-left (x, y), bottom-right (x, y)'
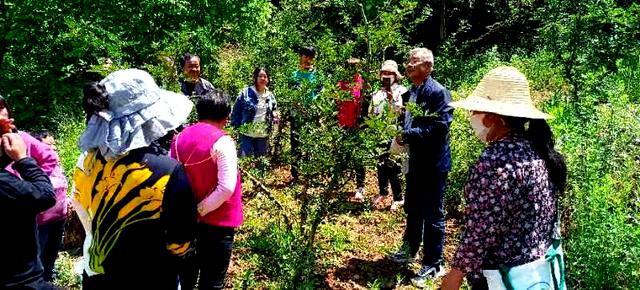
top-left (240, 167), bottom-right (293, 231)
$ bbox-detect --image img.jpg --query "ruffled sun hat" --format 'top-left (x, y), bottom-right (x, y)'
top-left (79, 69), bottom-right (193, 159)
top-left (449, 66), bottom-right (551, 119)
top-left (379, 60), bottom-right (403, 80)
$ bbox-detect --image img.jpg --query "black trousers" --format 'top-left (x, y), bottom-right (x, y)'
top-left (376, 155), bottom-right (402, 201)
top-left (6, 279), bottom-right (59, 290)
top-left (402, 170), bottom-right (447, 266)
top-left (37, 219), bottom-right (65, 281)
top-left (180, 225), bottom-right (235, 290)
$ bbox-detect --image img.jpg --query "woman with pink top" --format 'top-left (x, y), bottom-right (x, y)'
top-left (171, 89), bottom-right (243, 290)
top-left (337, 57), bottom-right (367, 202)
top-left (0, 97), bottom-right (68, 282)
top-left (31, 130), bottom-right (68, 282)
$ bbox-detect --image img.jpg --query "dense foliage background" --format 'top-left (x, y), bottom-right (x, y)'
top-left (1, 0), bottom-right (638, 289)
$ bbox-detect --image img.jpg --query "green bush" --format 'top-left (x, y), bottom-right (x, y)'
top-left (2, 0), bottom-right (634, 288)
top-left (56, 118), bottom-right (86, 181)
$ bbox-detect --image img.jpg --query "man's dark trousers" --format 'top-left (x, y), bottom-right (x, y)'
top-left (402, 169), bottom-right (447, 266)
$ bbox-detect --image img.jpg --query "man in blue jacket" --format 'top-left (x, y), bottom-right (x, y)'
top-left (391, 48), bottom-right (453, 288)
top-left (0, 132), bottom-right (57, 290)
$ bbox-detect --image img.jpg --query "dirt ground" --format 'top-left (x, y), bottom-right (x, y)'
top-left (229, 166), bottom-right (463, 289)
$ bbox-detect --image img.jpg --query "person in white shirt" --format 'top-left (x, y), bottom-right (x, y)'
top-left (370, 60), bottom-right (408, 211)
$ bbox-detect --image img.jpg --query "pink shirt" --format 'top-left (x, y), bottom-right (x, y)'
top-left (171, 122), bottom-right (243, 228)
top-left (7, 132), bottom-right (68, 224)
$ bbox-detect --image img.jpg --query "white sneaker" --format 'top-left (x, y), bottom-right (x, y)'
top-left (390, 200), bottom-right (404, 211)
top-left (352, 187), bottom-right (365, 202)
top-left (372, 195), bottom-right (385, 205)
top-left (411, 264), bottom-right (445, 288)
top-left (389, 250), bottom-right (415, 264)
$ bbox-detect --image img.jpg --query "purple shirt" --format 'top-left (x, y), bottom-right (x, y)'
top-left (452, 134), bottom-right (556, 277)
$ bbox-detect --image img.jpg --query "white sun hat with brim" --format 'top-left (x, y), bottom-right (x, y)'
top-left (79, 68), bottom-right (193, 160)
top-left (379, 60), bottom-right (403, 80)
top-left (449, 66), bottom-right (551, 119)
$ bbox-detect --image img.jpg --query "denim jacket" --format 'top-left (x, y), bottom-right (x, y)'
top-left (231, 86), bottom-right (277, 133)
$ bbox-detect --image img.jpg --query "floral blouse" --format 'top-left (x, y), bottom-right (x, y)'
top-left (452, 133), bottom-right (557, 276)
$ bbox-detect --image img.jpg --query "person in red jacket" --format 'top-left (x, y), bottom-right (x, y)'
top-left (337, 58), bottom-right (367, 201)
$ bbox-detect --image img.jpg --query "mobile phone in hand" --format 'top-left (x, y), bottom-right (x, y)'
top-left (382, 76), bottom-right (392, 91)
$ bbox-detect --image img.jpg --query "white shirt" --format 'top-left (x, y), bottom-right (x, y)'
top-left (252, 86), bottom-right (268, 124)
top-left (370, 83), bottom-right (407, 116)
top-left (244, 86), bottom-right (271, 138)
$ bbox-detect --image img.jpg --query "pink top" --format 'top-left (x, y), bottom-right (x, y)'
top-left (337, 73), bottom-right (364, 128)
top-left (171, 122), bottom-right (243, 228)
top-left (7, 132), bottom-right (68, 225)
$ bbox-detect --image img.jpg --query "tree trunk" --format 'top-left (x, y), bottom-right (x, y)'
top-left (0, 0), bottom-right (8, 69)
top-left (63, 208), bottom-right (86, 250)
top-left (439, 0), bottom-right (446, 42)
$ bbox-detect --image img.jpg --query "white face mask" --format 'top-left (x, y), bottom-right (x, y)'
top-left (470, 113), bottom-right (490, 143)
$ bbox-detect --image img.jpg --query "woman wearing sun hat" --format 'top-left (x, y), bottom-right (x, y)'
top-left (370, 60), bottom-right (408, 210)
top-left (440, 66), bottom-right (567, 290)
top-left (73, 69), bottom-right (198, 289)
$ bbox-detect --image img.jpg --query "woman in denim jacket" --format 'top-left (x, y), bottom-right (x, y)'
top-left (231, 67), bottom-right (278, 157)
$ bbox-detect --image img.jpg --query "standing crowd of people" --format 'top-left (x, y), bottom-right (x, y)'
top-left (1, 46), bottom-right (566, 290)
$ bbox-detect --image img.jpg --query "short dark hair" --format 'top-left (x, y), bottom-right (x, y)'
top-left (32, 130), bottom-right (53, 142)
top-left (252, 67), bottom-right (270, 87)
top-left (0, 95), bottom-right (12, 119)
top-left (196, 88), bottom-right (231, 122)
top-left (82, 82), bottom-right (110, 123)
top-left (180, 53), bottom-right (200, 68)
top-left (298, 46), bottom-right (316, 58)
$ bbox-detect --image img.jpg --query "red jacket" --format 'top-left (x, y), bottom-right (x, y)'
top-left (337, 74), bottom-right (364, 128)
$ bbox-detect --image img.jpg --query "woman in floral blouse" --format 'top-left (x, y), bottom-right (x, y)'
top-left (441, 66), bottom-right (567, 289)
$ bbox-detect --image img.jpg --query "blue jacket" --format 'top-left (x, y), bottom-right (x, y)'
top-left (402, 76), bottom-right (453, 173)
top-left (231, 86), bottom-right (278, 133)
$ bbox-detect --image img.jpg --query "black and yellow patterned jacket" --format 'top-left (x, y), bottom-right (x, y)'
top-left (73, 144), bottom-right (196, 288)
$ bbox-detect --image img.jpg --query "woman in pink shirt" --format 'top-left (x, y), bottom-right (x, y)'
top-left (337, 58), bottom-right (367, 201)
top-left (171, 89), bottom-right (243, 290)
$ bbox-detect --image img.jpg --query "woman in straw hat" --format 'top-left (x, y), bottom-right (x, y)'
top-left (440, 66), bottom-right (567, 290)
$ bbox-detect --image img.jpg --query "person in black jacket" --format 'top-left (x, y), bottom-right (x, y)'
top-left (390, 48), bottom-right (454, 288)
top-left (0, 132), bottom-right (57, 290)
top-left (75, 69), bottom-right (197, 290)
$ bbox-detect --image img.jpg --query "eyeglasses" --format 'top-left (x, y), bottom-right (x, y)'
top-left (404, 61), bottom-right (428, 70)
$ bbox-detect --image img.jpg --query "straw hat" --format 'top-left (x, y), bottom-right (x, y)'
top-left (449, 66), bottom-right (551, 119)
top-left (379, 60), bottom-right (402, 80)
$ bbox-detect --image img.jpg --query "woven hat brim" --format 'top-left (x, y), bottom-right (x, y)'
top-left (449, 96), bottom-right (552, 119)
